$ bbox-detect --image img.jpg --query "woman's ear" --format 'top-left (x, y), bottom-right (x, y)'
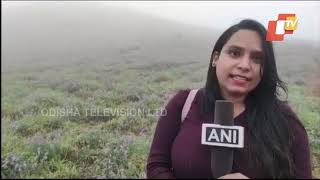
top-left (212, 51), bottom-right (219, 67)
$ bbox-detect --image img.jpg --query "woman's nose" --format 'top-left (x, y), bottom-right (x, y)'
top-left (237, 55), bottom-right (251, 72)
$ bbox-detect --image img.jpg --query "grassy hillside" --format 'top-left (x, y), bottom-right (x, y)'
top-left (2, 3), bottom-right (319, 178)
top-left (2, 60), bottom-right (319, 178)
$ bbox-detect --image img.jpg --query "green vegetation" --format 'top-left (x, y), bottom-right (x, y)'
top-left (2, 60), bottom-right (319, 178)
top-left (3, 3), bottom-right (319, 178)
top-left (288, 86), bottom-right (320, 178)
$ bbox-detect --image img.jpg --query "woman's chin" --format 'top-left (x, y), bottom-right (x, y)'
top-left (226, 87), bottom-right (249, 97)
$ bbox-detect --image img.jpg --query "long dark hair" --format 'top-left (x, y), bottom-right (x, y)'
top-left (202, 19), bottom-right (294, 178)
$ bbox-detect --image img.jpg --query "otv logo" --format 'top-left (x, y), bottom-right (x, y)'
top-left (266, 14), bottom-right (298, 41)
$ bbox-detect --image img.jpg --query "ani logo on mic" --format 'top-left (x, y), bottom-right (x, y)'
top-left (201, 124), bottom-right (244, 148)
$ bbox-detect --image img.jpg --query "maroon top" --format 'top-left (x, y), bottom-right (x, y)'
top-left (146, 88), bottom-right (312, 179)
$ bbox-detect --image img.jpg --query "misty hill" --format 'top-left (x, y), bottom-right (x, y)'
top-left (2, 3), bottom-right (319, 83)
top-left (2, 3), bottom-right (214, 64)
top-left (2, 4), bottom-right (320, 178)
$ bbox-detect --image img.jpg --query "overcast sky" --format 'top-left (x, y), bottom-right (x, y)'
top-left (3, 1), bottom-right (320, 46)
top-left (105, 1), bottom-right (320, 44)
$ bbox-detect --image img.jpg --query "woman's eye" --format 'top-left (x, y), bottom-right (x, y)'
top-left (228, 50), bottom-right (240, 57)
top-left (252, 56), bottom-right (263, 64)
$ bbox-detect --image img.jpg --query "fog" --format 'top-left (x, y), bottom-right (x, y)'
top-left (2, 1), bottom-right (319, 74)
top-left (113, 1), bottom-right (320, 44)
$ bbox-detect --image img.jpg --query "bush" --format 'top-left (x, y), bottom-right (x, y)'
top-left (1, 81), bottom-right (33, 120)
top-left (59, 96), bottom-right (115, 123)
top-left (102, 114), bottom-right (155, 135)
top-left (73, 130), bottom-right (106, 150)
top-left (1, 144), bottom-right (79, 179)
top-left (23, 143), bottom-right (62, 163)
top-left (61, 80), bottom-right (81, 94)
top-left (127, 137), bottom-right (150, 178)
top-left (90, 134), bottom-right (150, 178)
top-left (13, 116), bottom-right (64, 137)
top-left (1, 153), bottom-right (28, 179)
top-left (93, 134), bottom-right (134, 178)
top-left (29, 129), bottom-right (64, 146)
top-left (154, 74), bottom-right (172, 83)
top-left (17, 89), bottom-right (65, 117)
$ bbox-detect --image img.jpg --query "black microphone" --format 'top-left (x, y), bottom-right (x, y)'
top-left (201, 100), bottom-right (244, 178)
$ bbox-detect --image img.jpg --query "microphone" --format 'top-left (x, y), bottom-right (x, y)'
top-left (201, 100), bottom-right (244, 178)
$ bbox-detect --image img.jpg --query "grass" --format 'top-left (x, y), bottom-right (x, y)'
top-left (288, 85), bottom-right (320, 178)
top-left (1, 59), bottom-right (319, 178)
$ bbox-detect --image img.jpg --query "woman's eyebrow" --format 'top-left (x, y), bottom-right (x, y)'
top-left (227, 45), bottom-right (243, 51)
top-left (228, 45), bottom-right (263, 54)
top-left (251, 50), bottom-right (264, 57)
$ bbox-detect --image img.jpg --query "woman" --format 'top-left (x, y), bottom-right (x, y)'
top-left (146, 19), bottom-right (312, 179)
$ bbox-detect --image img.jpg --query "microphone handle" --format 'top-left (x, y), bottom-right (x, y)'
top-left (211, 100), bottom-right (234, 178)
top-left (211, 147), bottom-right (234, 178)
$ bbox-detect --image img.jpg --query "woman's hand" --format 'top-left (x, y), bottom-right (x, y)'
top-left (218, 172), bottom-right (249, 179)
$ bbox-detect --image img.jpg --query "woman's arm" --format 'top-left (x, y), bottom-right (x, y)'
top-left (146, 90), bottom-right (189, 179)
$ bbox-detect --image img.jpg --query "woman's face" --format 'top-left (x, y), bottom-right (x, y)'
top-left (214, 30), bottom-right (264, 98)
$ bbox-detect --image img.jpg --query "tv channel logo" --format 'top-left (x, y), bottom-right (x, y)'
top-left (266, 14), bottom-right (298, 41)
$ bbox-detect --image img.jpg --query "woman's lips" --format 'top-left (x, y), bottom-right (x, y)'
top-left (229, 74), bottom-right (251, 86)
top-left (230, 74), bottom-right (251, 81)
